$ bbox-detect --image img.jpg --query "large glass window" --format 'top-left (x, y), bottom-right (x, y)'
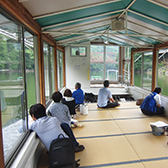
top-left (143, 52), bottom-right (152, 89)
top-left (125, 47), bottom-right (131, 59)
top-left (43, 42), bottom-right (54, 102)
top-left (57, 50), bottom-right (63, 89)
top-left (134, 52), bottom-right (142, 87)
top-left (157, 48), bottom-right (168, 96)
top-left (90, 46), bottom-right (104, 80)
top-left (24, 30), bottom-right (36, 108)
top-left (134, 51), bottom-right (153, 90)
top-left (124, 62), bottom-right (130, 84)
top-left (50, 46), bottom-right (55, 93)
top-left (90, 45), bottom-right (119, 81)
top-left (123, 47), bottom-right (131, 85)
top-left (0, 13), bottom-right (35, 163)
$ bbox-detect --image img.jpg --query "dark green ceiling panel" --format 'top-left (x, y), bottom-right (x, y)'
top-left (118, 30), bottom-right (162, 45)
top-left (128, 11), bottom-right (168, 31)
top-left (64, 37), bottom-right (96, 46)
top-left (36, 0), bottom-right (132, 27)
top-left (129, 36), bottom-right (161, 45)
top-left (85, 26), bottom-right (110, 33)
top-left (44, 12), bottom-right (121, 30)
top-left (56, 26), bottom-right (109, 41)
top-left (130, 0), bottom-right (168, 24)
top-left (56, 34), bottom-right (82, 41)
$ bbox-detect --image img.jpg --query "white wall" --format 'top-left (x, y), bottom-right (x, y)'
top-left (65, 45), bottom-right (90, 91)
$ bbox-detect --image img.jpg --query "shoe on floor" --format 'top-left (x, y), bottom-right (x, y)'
top-left (75, 145), bottom-right (85, 152)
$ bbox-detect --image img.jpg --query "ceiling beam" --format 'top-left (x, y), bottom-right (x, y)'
top-left (52, 18), bottom-right (111, 32)
top-left (52, 24), bottom-right (109, 38)
top-left (108, 33), bottom-right (153, 46)
top-left (118, 0), bottom-right (136, 19)
top-left (57, 35), bottom-right (98, 46)
top-left (147, 0), bottom-right (168, 10)
top-left (128, 9), bottom-right (168, 27)
top-left (57, 34), bottom-right (96, 44)
top-left (33, 0), bottom-right (121, 19)
top-left (42, 9), bottom-right (124, 30)
top-left (102, 36), bottom-right (153, 48)
top-left (43, 30), bottom-right (168, 37)
top-left (128, 19), bottom-right (168, 37)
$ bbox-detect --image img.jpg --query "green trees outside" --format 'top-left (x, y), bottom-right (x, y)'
top-left (90, 45), bottom-right (119, 80)
top-left (0, 35), bottom-right (34, 71)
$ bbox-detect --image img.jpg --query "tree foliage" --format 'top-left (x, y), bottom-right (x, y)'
top-left (0, 35), bottom-right (34, 71)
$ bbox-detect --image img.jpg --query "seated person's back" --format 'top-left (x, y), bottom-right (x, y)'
top-left (140, 87), bottom-right (164, 115)
top-left (29, 103), bottom-right (68, 151)
top-left (72, 82), bottom-right (84, 105)
top-left (49, 91), bottom-right (85, 152)
top-left (62, 88), bottom-right (76, 115)
top-left (97, 80), bottom-right (119, 108)
top-left (49, 91), bottom-right (71, 127)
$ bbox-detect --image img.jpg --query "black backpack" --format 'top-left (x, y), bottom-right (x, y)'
top-left (49, 134), bottom-right (78, 168)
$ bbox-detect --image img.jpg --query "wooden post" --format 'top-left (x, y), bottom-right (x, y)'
top-left (0, 97), bottom-right (5, 168)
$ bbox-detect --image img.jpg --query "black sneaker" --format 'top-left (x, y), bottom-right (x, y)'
top-left (75, 159), bottom-right (80, 167)
top-left (75, 145), bottom-right (85, 152)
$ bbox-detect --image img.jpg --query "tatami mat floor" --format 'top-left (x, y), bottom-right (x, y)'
top-left (38, 102), bottom-right (168, 168)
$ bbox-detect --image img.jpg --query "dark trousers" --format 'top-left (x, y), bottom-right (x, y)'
top-left (98, 101), bottom-right (119, 108)
top-left (141, 106), bottom-right (164, 115)
top-left (61, 123), bottom-right (79, 148)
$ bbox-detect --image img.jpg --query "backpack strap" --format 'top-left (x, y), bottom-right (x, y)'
top-left (58, 133), bottom-right (66, 139)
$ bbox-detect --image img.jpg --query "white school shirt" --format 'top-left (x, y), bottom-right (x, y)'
top-left (29, 116), bottom-right (68, 151)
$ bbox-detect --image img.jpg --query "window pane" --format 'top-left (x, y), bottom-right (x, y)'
top-left (143, 52), bottom-right (152, 90)
top-left (24, 30), bottom-right (36, 108)
top-left (79, 47), bottom-right (86, 56)
top-left (50, 46), bottom-right (54, 93)
top-left (71, 47), bottom-right (86, 56)
top-left (105, 64), bottom-right (118, 80)
top-left (124, 62), bottom-right (130, 83)
top-left (90, 63), bottom-right (104, 80)
top-left (90, 45), bottom-right (104, 62)
top-left (134, 52), bottom-right (142, 87)
top-left (71, 47), bottom-right (78, 55)
top-left (157, 48), bottom-right (168, 96)
top-left (57, 50), bottom-right (63, 89)
top-left (43, 42), bottom-right (50, 101)
top-left (59, 51), bottom-right (63, 88)
top-left (105, 46), bottom-right (119, 63)
top-left (43, 42), bottom-right (54, 102)
top-left (0, 14), bottom-right (26, 160)
top-left (125, 47), bottom-right (131, 59)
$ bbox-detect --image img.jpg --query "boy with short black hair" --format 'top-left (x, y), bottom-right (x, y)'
top-left (140, 87), bottom-right (164, 115)
top-left (29, 103), bottom-right (68, 151)
top-left (97, 80), bottom-right (120, 108)
top-left (49, 91), bottom-right (85, 152)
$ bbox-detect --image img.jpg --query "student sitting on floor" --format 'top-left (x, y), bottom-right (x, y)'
top-left (140, 87), bottom-right (164, 115)
top-left (97, 80), bottom-right (120, 108)
top-left (29, 103), bottom-right (68, 151)
top-left (49, 91), bottom-right (85, 152)
top-left (62, 88), bottom-right (77, 118)
top-left (72, 82), bottom-right (84, 109)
